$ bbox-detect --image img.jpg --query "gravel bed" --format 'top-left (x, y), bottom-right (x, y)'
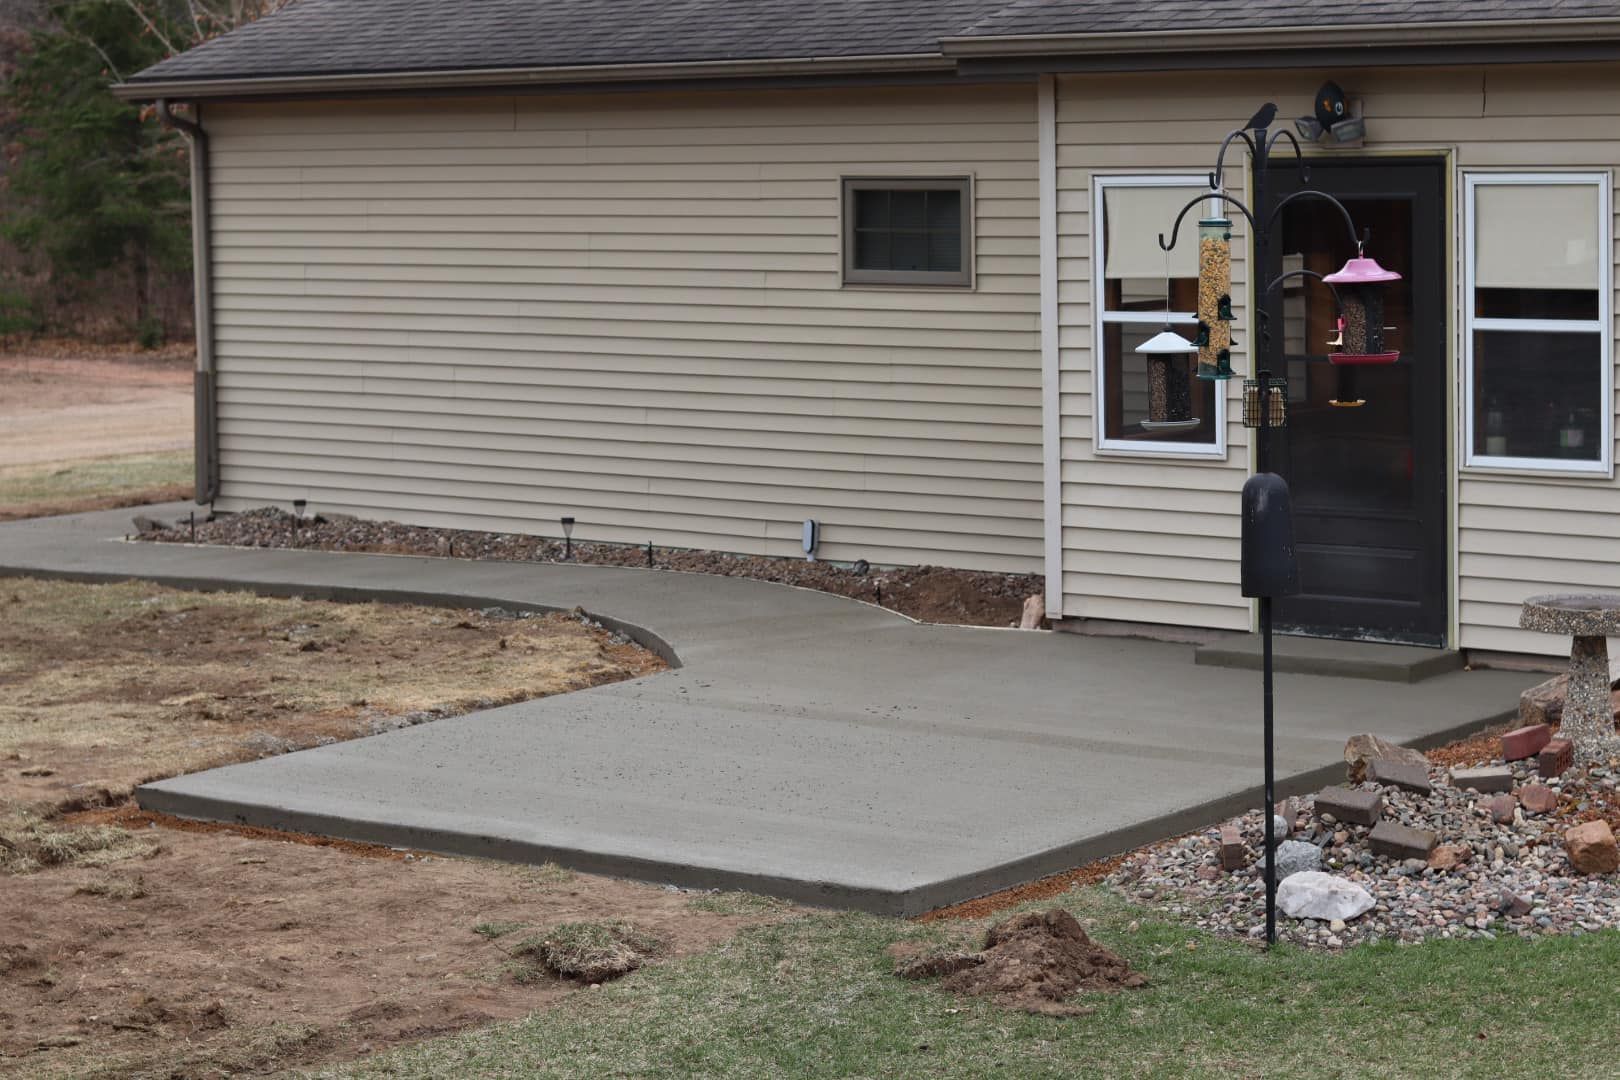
top-left (1109, 757), bottom-right (1620, 949)
top-left (136, 507), bottom-right (1043, 628)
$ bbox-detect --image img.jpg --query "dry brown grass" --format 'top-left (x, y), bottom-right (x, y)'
top-left (0, 577), bottom-right (665, 860)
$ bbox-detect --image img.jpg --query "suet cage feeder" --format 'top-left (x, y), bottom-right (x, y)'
top-left (1242, 377), bottom-right (1287, 429)
top-left (1134, 328), bottom-right (1201, 431)
top-left (1196, 217), bottom-right (1237, 380)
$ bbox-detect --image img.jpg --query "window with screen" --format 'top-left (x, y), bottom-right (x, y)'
top-left (1093, 177), bottom-right (1223, 455)
top-left (1465, 173), bottom-right (1612, 473)
top-left (842, 178), bottom-right (971, 287)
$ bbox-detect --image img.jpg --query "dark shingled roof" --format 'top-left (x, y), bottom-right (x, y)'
top-left (129, 0), bottom-right (1006, 83)
top-left (128, 0), bottom-right (1620, 85)
top-left (958, 0), bottom-right (1620, 38)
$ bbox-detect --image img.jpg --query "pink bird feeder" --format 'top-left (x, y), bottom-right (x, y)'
top-left (1323, 253), bottom-right (1401, 365)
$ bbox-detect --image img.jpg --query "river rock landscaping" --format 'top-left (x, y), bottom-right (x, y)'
top-left (1108, 730), bottom-right (1620, 949)
top-left (136, 507), bottom-right (1044, 628)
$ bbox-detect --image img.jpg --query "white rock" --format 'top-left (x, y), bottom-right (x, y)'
top-left (1277, 871), bottom-right (1376, 922)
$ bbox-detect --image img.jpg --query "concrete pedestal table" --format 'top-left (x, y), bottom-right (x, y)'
top-left (1520, 594), bottom-right (1620, 765)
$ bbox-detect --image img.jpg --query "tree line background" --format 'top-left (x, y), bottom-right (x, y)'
top-left (1, 0), bottom-right (286, 346)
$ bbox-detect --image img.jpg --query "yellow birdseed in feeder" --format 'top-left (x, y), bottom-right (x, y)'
top-left (1197, 219), bottom-right (1233, 378)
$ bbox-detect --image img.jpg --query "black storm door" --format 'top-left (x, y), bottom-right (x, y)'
top-left (1262, 158), bottom-right (1448, 646)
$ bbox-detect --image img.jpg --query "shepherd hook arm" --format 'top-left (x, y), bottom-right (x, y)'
top-left (1265, 189), bottom-right (1360, 250)
top-left (1158, 192), bottom-right (1259, 254)
top-left (1208, 128), bottom-right (1258, 192)
top-left (1266, 127), bottom-right (1311, 185)
top-left (1263, 267), bottom-right (1343, 308)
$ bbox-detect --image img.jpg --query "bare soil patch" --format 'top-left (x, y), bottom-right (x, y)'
top-left (142, 506), bottom-right (1045, 628)
top-left (894, 908), bottom-right (1145, 1017)
top-left (0, 348), bottom-right (192, 469)
top-left (917, 853), bottom-right (1132, 924)
top-left (0, 578), bottom-right (755, 1075)
top-left (0, 577), bottom-right (664, 841)
top-left (0, 820), bottom-right (789, 1077)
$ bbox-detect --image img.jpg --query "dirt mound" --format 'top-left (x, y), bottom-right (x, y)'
top-left (897, 908), bottom-right (1145, 1016)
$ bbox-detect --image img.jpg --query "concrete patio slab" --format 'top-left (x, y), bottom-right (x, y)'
top-left (0, 504), bottom-right (1538, 915)
top-left (1195, 634), bottom-right (1467, 682)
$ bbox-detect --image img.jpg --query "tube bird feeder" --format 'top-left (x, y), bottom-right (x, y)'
top-left (1135, 328), bottom-right (1200, 431)
top-left (1196, 217), bottom-right (1236, 380)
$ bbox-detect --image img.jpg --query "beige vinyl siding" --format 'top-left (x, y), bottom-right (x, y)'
top-left (205, 84), bottom-right (1042, 570)
top-left (1056, 64), bottom-right (1620, 652)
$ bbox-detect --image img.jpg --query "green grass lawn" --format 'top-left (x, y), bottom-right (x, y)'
top-left (0, 450), bottom-right (192, 518)
top-left (314, 887), bottom-right (1619, 1079)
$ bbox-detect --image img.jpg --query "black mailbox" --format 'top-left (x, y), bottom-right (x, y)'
top-left (1241, 473), bottom-right (1300, 598)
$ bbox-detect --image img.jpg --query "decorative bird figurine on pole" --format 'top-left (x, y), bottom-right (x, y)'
top-left (1246, 102), bottom-right (1278, 132)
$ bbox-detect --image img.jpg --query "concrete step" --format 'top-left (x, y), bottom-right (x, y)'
top-left (1194, 633), bottom-right (1465, 683)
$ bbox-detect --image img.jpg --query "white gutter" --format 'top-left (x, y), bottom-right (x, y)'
top-left (941, 17), bottom-right (1620, 57)
top-left (113, 51), bottom-right (956, 101)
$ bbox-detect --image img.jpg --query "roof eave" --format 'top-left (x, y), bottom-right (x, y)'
top-left (112, 51), bottom-right (957, 102)
top-left (941, 16), bottom-right (1620, 58)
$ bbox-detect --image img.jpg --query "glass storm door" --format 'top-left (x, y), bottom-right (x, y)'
top-left (1262, 158), bottom-right (1448, 646)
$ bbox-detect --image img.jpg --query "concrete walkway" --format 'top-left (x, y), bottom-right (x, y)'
top-left (0, 504), bottom-right (1537, 915)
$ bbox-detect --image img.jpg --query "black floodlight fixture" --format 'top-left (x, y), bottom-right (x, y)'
top-left (1296, 81), bottom-right (1361, 143)
top-left (1314, 81), bottom-right (1347, 130)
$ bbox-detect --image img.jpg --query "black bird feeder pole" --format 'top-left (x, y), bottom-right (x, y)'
top-left (1253, 111), bottom-right (1281, 953)
top-left (1158, 104), bottom-right (1365, 947)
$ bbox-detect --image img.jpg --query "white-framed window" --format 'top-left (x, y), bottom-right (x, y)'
top-left (1464, 172), bottom-right (1613, 475)
top-left (1091, 175), bottom-right (1226, 457)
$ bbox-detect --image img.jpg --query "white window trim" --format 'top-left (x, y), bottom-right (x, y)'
top-left (1462, 171), bottom-right (1613, 477)
top-left (1091, 174), bottom-right (1227, 459)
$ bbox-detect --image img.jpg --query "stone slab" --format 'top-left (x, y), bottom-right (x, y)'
top-left (0, 503), bottom-right (1543, 916)
top-left (1369, 820), bottom-right (1438, 861)
top-left (1195, 635), bottom-right (1464, 683)
top-left (1451, 766), bottom-right (1515, 794)
top-left (1366, 759), bottom-right (1432, 794)
top-left (1314, 786), bottom-right (1383, 826)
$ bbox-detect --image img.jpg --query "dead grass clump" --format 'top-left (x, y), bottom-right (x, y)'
top-left (511, 921), bottom-right (665, 983)
top-left (517, 861), bottom-right (576, 886)
top-left (1, 821), bottom-right (157, 874)
top-left (73, 874), bottom-right (148, 900)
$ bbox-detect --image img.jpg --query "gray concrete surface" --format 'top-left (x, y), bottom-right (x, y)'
top-left (0, 504), bottom-right (1538, 915)
top-left (1195, 634), bottom-right (1466, 682)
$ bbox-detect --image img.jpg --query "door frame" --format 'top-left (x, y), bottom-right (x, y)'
top-left (1246, 148), bottom-right (1457, 648)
